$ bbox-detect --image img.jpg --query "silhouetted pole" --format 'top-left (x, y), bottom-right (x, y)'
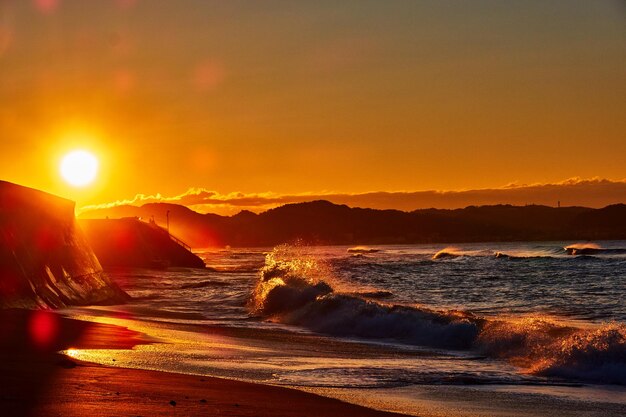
top-left (166, 210), bottom-right (170, 235)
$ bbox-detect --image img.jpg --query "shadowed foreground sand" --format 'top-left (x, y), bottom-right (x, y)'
top-left (0, 310), bottom-right (407, 417)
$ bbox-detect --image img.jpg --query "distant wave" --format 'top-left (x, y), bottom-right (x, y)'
top-left (250, 246), bottom-right (626, 385)
top-left (432, 247), bottom-right (465, 260)
top-left (432, 246), bottom-right (616, 260)
top-left (492, 252), bottom-right (540, 260)
top-left (564, 242), bottom-right (601, 252)
top-left (564, 243), bottom-right (626, 256)
top-left (431, 247), bottom-right (544, 260)
top-left (493, 252), bottom-right (557, 260)
top-left (347, 246), bottom-right (381, 254)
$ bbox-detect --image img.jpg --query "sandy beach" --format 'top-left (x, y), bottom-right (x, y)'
top-left (0, 310), bottom-right (407, 417)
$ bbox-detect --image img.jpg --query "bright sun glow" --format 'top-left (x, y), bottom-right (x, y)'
top-left (60, 150), bottom-right (99, 187)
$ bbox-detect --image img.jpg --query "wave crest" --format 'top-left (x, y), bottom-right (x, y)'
top-left (478, 318), bottom-right (626, 384)
top-left (533, 324), bottom-right (626, 384)
top-left (564, 243), bottom-right (626, 256)
top-left (432, 247), bottom-right (464, 260)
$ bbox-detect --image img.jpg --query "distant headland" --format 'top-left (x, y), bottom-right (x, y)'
top-left (80, 200), bottom-right (626, 248)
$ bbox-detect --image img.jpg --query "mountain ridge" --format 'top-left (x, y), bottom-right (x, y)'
top-left (79, 200), bottom-right (626, 248)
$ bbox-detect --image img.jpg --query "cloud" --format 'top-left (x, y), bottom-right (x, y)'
top-left (79, 177), bottom-right (626, 216)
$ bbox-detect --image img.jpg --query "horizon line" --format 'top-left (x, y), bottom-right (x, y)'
top-left (78, 176), bottom-right (626, 217)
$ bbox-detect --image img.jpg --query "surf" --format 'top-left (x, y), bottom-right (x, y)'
top-left (251, 245), bottom-right (626, 385)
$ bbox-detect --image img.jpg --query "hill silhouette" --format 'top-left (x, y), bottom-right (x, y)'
top-left (80, 201), bottom-right (626, 248)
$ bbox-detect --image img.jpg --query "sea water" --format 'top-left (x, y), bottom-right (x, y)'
top-left (64, 241), bottom-right (626, 416)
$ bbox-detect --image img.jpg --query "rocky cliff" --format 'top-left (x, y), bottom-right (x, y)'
top-left (0, 181), bottom-right (128, 308)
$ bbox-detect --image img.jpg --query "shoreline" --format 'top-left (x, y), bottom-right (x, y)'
top-left (3, 308), bottom-right (625, 417)
top-left (57, 305), bottom-right (626, 417)
top-left (0, 309), bottom-right (408, 417)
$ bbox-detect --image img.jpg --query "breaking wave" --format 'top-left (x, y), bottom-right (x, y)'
top-left (251, 245), bottom-right (479, 349)
top-left (493, 252), bottom-right (555, 260)
top-left (564, 242), bottom-right (626, 256)
top-left (250, 246), bottom-right (626, 385)
top-left (478, 318), bottom-right (626, 384)
top-left (432, 247), bottom-right (466, 260)
top-left (432, 247), bottom-right (561, 260)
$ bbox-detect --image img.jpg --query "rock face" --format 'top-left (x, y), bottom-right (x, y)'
top-left (0, 181), bottom-right (128, 308)
top-left (79, 218), bottom-right (206, 269)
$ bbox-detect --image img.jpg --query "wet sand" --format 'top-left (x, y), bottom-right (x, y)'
top-left (0, 310), bottom-right (407, 417)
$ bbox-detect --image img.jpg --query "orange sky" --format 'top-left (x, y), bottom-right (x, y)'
top-left (1, 1), bottom-right (625, 210)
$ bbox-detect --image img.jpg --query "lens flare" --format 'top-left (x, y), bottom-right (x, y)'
top-left (29, 310), bottom-right (59, 349)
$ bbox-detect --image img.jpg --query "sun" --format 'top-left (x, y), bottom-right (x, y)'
top-left (60, 150), bottom-right (99, 187)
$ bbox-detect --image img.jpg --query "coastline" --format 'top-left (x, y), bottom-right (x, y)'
top-left (3, 307), bottom-right (625, 417)
top-left (0, 310), bottom-right (407, 417)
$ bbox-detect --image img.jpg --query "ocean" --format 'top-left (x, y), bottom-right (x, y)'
top-left (63, 241), bottom-right (626, 416)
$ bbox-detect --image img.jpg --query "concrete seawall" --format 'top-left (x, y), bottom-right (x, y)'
top-left (0, 181), bottom-right (128, 308)
top-left (79, 218), bottom-right (206, 269)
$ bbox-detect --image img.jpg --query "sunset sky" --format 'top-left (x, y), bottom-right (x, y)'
top-left (1, 1), bottom-right (625, 213)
